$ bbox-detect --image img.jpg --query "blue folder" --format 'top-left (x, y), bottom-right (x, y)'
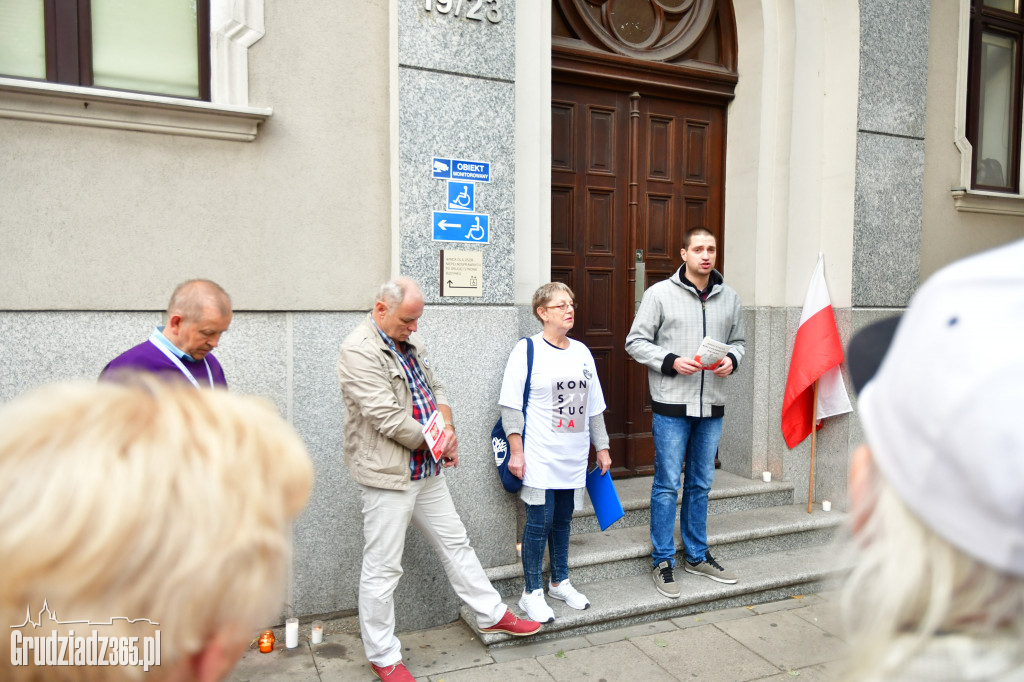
top-left (585, 467), bottom-right (625, 531)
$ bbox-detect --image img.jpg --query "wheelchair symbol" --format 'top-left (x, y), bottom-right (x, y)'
top-left (450, 185), bottom-right (471, 209)
top-left (467, 217), bottom-right (485, 241)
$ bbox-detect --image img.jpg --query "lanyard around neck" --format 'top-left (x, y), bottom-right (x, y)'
top-left (148, 331), bottom-right (214, 389)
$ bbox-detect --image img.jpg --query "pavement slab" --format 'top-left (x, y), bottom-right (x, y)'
top-left (227, 641), bottom-right (320, 682)
top-left (488, 634), bottom-right (591, 663)
top-left (398, 621), bottom-right (494, 678)
top-left (631, 623), bottom-right (780, 682)
top-left (308, 631), bottom-right (376, 681)
top-left (428, 657), bottom-right (556, 681)
top-left (751, 659), bottom-right (849, 681)
top-left (536, 639), bottom-right (679, 681)
top-left (791, 599), bottom-right (846, 640)
top-left (716, 610), bottom-right (847, 671)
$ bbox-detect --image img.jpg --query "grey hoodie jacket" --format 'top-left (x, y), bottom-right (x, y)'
top-left (625, 267), bottom-right (745, 418)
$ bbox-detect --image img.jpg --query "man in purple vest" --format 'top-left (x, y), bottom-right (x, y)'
top-left (101, 279), bottom-right (232, 388)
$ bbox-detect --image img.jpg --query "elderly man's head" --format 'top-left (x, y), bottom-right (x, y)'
top-left (164, 280), bottom-right (232, 360)
top-left (0, 380), bottom-right (312, 681)
top-left (374, 278), bottom-right (424, 345)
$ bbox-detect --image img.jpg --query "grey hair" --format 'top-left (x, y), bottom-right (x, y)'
top-left (531, 282), bottom-right (575, 322)
top-left (167, 279), bottom-right (231, 321)
top-left (839, 450), bottom-right (1024, 680)
top-left (377, 278), bottom-right (420, 308)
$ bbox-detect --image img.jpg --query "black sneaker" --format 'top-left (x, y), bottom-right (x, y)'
top-left (684, 553), bottom-right (738, 584)
top-left (652, 560), bottom-right (680, 598)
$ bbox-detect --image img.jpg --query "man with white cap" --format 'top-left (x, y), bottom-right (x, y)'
top-left (841, 238), bottom-right (1024, 681)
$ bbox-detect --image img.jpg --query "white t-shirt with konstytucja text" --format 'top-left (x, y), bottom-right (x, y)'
top-left (498, 334), bottom-right (607, 490)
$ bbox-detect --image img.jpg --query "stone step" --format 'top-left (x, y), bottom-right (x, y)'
top-left (569, 470), bottom-right (794, 535)
top-left (490, 504), bottom-right (843, 598)
top-left (464, 543), bottom-right (847, 648)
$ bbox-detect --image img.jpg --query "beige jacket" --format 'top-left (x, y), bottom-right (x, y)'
top-left (337, 316), bottom-right (449, 490)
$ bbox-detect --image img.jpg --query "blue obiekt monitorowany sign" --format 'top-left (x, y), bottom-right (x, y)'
top-left (432, 157), bottom-right (491, 183)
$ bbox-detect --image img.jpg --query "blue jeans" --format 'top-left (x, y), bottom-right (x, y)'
top-left (650, 413), bottom-right (723, 566)
top-left (521, 489), bottom-right (574, 592)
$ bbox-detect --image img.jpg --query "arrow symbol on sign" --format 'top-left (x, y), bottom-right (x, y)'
top-left (437, 220), bottom-right (461, 230)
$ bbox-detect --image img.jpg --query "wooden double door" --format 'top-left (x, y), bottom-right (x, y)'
top-left (551, 82), bottom-right (726, 477)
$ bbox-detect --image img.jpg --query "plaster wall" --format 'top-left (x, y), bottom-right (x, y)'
top-left (0, 1), bottom-right (391, 311)
top-left (514, 3), bottom-right (553, 305)
top-left (727, 0), bottom-right (858, 309)
top-left (919, 0), bottom-right (1023, 281)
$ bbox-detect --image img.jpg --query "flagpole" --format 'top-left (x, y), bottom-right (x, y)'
top-left (807, 380), bottom-right (819, 514)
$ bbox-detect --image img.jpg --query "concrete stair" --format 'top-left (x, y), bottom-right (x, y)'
top-left (462, 470), bottom-right (847, 647)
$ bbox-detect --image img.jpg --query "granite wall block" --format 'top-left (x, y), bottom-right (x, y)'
top-left (852, 133), bottom-right (925, 307)
top-left (399, 0), bottom-right (516, 81)
top-left (0, 311), bottom-right (155, 402)
top-left (398, 68), bottom-right (516, 305)
top-left (288, 312), bottom-right (365, 618)
top-left (858, 0), bottom-right (930, 137)
top-left (720, 307), bottom-right (757, 477)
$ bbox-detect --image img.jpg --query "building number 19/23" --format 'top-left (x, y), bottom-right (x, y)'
top-left (424, 0), bottom-right (502, 24)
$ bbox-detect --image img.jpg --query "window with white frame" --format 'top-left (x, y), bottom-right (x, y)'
top-left (0, 0), bottom-right (267, 141)
top-left (0, 0), bottom-right (210, 100)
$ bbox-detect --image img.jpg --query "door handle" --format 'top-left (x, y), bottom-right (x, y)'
top-left (634, 249), bottom-right (645, 314)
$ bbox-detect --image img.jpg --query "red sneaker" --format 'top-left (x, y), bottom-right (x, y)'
top-left (480, 608), bottom-right (542, 636)
top-left (370, 660), bottom-right (415, 681)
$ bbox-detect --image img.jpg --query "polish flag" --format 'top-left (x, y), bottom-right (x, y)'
top-left (781, 254), bottom-right (852, 448)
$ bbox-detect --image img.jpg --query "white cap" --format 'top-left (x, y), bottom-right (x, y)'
top-left (853, 238), bottom-right (1024, 577)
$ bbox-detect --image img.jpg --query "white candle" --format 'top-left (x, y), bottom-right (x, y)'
top-left (285, 618), bottom-right (299, 648)
top-left (762, 471), bottom-right (771, 482)
top-left (311, 621), bottom-right (324, 645)
top-left (822, 500), bottom-right (832, 512)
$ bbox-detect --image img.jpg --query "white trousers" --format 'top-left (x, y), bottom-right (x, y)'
top-left (358, 474), bottom-right (507, 666)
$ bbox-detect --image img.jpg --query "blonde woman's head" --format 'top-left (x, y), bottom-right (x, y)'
top-left (0, 379), bottom-right (313, 681)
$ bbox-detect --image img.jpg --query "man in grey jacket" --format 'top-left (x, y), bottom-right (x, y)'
top-left (338, 278), bottom-right (539, 682)
top-left (625, 228), bottom-right (746, 598)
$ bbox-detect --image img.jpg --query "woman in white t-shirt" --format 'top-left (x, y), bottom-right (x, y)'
top-left (498, 282), bottom-right (612, 623)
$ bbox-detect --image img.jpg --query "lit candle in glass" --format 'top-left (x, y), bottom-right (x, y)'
top-left (258, 630), bottom-right (275, 653)
top-left (311, 621), bottom-right (324, 645)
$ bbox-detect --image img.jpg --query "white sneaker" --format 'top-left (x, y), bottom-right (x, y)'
top-left (518, 588), bottom-right (555, 623)
top-left (548, 579), bottom-right (590, 610)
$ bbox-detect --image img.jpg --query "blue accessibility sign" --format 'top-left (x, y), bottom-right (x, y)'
top-left (432, 157), bottom-right (491, 183)
top-left (432, 211), bottom-right (489, 243)
top-left (446, 181), bottom-right (475, 212)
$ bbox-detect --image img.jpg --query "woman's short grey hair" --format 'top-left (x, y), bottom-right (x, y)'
top-left (531, 282), bottom-right (575, 322)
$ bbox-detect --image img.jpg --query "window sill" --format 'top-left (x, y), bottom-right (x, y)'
top-left (951, 188), bottom-right (1024, 216)
top-left (0, 78), bottom-right (272, 142)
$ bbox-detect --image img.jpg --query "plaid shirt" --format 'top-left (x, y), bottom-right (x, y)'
top-left (374, 321), bottom-right (440, 480)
